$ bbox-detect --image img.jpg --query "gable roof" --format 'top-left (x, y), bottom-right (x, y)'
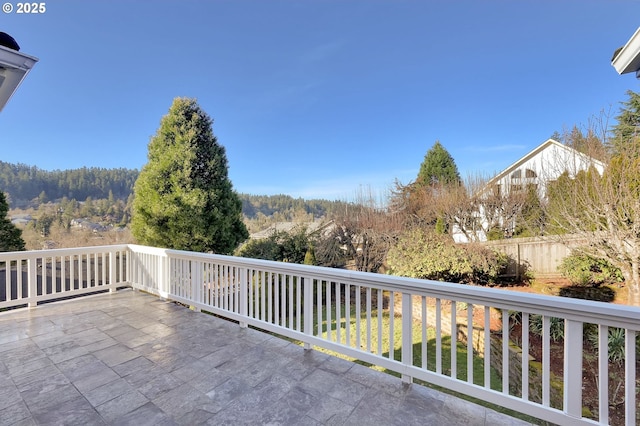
top-left (485, 138), bottom-right (606, 188)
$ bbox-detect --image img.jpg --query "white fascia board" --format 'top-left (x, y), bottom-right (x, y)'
top-left (612, 27), bottom-right (640, 75)
top-left (0, 45), bottom-right (39, 112)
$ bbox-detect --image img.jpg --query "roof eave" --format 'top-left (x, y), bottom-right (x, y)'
top-left (612, 27), bottom-right (640, 75)
top-left (0, 45), bottom-right (39, 112)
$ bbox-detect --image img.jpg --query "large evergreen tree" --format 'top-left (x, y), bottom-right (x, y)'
top-left (132, 98), bottom-right (248, 254)
top-left (416, 141), bottom-right (461, 187)
top-left (0, 192), bottom-right (25, 252)
top-left (610, 89), bottom-right (640, 156)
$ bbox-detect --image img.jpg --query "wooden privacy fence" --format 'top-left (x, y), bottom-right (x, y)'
top-left (483, 235), bottom-right (589, 279)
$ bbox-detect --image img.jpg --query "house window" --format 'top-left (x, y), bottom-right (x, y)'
top-left (525, 169), bottom-right (537, 178)
top-left (510, 169), bottom-right (521, 179)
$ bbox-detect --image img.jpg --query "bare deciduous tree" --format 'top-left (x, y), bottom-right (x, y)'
top-left (391, 176), bottom-right (532, 242)
top-left (324, 188), bottom-right (403, 273)
top-left (545, 126), bottom-right (640, 306)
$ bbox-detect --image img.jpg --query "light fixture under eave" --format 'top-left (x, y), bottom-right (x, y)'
top-left (0, 44), bottom-right (38, 112)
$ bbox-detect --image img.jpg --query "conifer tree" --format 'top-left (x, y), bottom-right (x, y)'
top-left (132, 98), bottom-right (248, 254)
top-left (416, 141), bottom-right (461, 188)
top-left (610, 89), bottom-right (640, 156)
top-left (0, 192), bottom-right (25, 252)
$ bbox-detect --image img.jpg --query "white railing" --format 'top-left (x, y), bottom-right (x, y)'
top-left (0, 245), bottom-right (128, 309)
top-left (2, 244), bottom-right (639, 425)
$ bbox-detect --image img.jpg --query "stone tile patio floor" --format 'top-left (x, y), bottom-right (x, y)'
top-left (0, 289), bottom-right (532, 425)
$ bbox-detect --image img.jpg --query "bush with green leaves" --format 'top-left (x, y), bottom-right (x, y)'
top-left (529, 315), bottom-right (565, 342)
top-left (559, 252), bottom-right (623, 286)
top-left (235, 226), bottom-right (313, 264)
top-left (387, 228), bottom-right (508, 285)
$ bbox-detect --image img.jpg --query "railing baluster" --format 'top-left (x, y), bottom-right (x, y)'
top-left (4, 260), bottom-right (9, 301)
top-left (484, 306), bottom-right (491, 389)
top-left (451, 301), bottom-right (457, 379)
top-left (102, 252), bottom-right (107, 286)
top-left (542, 315), bottom-right (551, 407)
top-left (258, 269), bottom-right (264, 318)
top-left (345, 283), bottom-right (351, 346)
top-left (295, 275), bottom-right (301, 332)
top-left (502, 308), bottom-right (509, 395)
top-left (467, 303), bottom-right (473, 384)
top-left (625, 329), bottom-right (636, 424)
top-left (377, 288), bottom-right (383, 355)
top-left (366, 287), bottom-right (372, 353)
top-left (284, 274), bottom-right (289, 326)
top-left (522, 312), bottom-right (529, 401)
top-left (389, 290), bottom-right (394, 361)
top-left (336, 281), bottom-right (342, 344)
top-left (422, 296), bottom-right (427, 370)
top-left (52, 256), bottom-right (57, 293)
top-left (267, 272), bottom-right (273, 323)
top-left (316, 278), bottom-right (322, 337)
top-left (16, 259), bottom-right (22, 300)
top-left (436, 298), bottom-right (442, 374)
top-left (598, 324), bottom-right (608, 425)
top-left (274, 273), bottom-right (280, 325)
top-left (355, 285), bottom-right (361, 350)
top-left (326, 280), bottom-right (332, 340)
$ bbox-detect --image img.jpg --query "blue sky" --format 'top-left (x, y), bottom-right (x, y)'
top-left (2, 1), bottom-right (639, 200)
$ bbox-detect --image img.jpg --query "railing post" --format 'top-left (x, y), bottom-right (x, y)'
top-left (27, 257), bottom-right (37, 308)
top-left (190, 260), bottom-right (201, 312)
top-left (563, 319), bottom-right (583, 418)
top-left (129, 248), bottom-right (138, 292)
top-left (108, 249), bottom-right (116, 293)
top-left (625, 329), bottom-right (636, 424)
top-left (303, 276), bottom-right (313, 350)
top-left (157, 254), bottom-right (163, 297)
top-left (239, 268), bottom-right (248, 328)
top-left (401, 292), bottom-right (413, 384)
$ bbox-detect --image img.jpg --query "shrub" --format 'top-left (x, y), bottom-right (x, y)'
top-left (585, 327), bottom-right (639, 363)
top-left (386, 228), bottom-right (508, 285)
top-left (529, 315), bottom-right (565, 342)
top-left (559, 252), bottom-right (623, 286)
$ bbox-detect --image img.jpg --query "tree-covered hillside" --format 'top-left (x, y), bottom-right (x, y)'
top-left (0, 161), bottom-right (347, 220)
top-left (240, 193), bottom-right (347, 220)
top-left (0, 161), bottom-right (138, 207)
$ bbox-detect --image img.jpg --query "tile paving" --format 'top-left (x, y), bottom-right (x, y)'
top-left (0, 289), bottom-right (532, 425)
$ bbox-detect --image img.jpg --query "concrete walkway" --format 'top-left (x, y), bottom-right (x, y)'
top-left (0, 289), bottom-right (532, 425)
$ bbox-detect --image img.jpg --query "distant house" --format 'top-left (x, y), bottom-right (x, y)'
top-left (70, 218), bottom-right (110, 233)
top-left (250, 220), bottom-right (335, 240)
top-left (10, 214), bottom-right (33, 226)
top-left (484, 138), bottom-right (605, 200)
top-left (454, 138), bottom-right (605, 242)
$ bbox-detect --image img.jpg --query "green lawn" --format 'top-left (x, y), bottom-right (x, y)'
top-left (313, 302), bottom-right (502, 390)
top-left (301, 294), bottom-right (546, 425)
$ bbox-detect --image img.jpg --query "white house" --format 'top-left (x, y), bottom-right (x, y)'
top-left (484, 138), bottom-right (605, 200)
top-left (453, 138), bottom-right (605, 243)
